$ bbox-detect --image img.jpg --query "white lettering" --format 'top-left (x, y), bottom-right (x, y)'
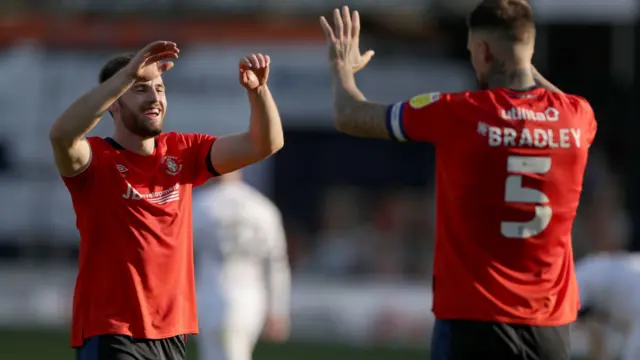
top-left (533, 129), bottom-right (547, 148)
top-left (122, 183), bottom-right (181, 204)
top-left (559, 129), bottom-right (571, 148)
top-left (503, 128), bottom-right (517, 147)
top-left (570, 128), bottom-right (581, 148)
top-left (547, 129), bottom-right (559, 148)
top-left (489, 127), bottom-right (502, 146)
top-left (122, 184), bottom-right (142, 200)
top-left (501, 107), bottom-right (560, 122)
top-left (483, 127), bottom-right (583, 149)
top-left (519, 128), bottom-right (533, 147)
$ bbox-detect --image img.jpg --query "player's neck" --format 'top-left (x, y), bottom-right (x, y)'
top-left (112, 131), bottom-right (156, 156)
top-left (486, 61), bottom-right (536, 91)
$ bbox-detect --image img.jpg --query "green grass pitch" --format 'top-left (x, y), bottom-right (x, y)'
top-left (0, 328), bottom-right (588, 360)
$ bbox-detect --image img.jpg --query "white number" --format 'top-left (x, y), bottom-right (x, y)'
top-left (501, 156), bottom-right (552, 238)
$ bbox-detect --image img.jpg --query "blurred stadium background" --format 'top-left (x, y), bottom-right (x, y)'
top-left (0, 0), bottom-right (636, 359)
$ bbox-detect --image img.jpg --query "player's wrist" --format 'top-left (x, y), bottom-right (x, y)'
top-left (111, 68), bottom-right (137, 88)
top-left (331, 61), bottom-right (357, 88)
top-left (247, 84), bottom-right (269, 96)
top-left (331, 59), bottom-right (353, 74)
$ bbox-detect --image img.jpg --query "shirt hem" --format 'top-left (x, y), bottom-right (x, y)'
top-left (72, 328), bottom-right (200, 348)
top-left (433, 312), bottom-right (577, 326)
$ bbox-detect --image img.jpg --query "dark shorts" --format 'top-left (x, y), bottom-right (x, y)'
top-left (76, 334), bottom-right (186, 360)
top-left (430, 319), bottom-right (571, 360)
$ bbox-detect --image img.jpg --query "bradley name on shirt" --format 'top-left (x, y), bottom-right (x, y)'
top-left (478, 107), bottom-right (582, 149)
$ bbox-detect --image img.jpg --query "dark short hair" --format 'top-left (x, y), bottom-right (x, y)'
top-left (98, 54), bottom-right (135, 83)
top-left (467, 0), bottom-right (535, 42)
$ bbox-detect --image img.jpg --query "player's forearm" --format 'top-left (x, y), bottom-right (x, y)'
top-left (245, 86), bottom-right (284, 157)
top-left (267, 260), bottom-right (291, 316)
top-left (49, 71), bottom-right (134, 144)
top-left (330, 63), bottom-right (389, 138)
top-left (532, 67), bottom-right (563, 93)
top-left (332, 64), bottom-right (365, 126)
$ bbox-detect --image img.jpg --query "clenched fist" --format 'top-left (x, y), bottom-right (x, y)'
top-left (239, 53), bottom-right (270, 90)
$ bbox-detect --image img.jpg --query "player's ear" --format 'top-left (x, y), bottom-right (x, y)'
top-left (108, 100), bottom-right (121, 118)
top-left (481, 41), bottom-right (494, 63)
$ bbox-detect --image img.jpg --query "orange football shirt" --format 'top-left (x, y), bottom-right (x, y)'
top-left (62, 132), bottom-right (217, 347)
top-left (386, 87), bottom-right (597, 325)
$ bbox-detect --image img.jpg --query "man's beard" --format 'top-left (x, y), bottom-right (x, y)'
top-left (119, 101), bottom-right (163, 138)
top-left (477, 76), bottom-right (490, 90)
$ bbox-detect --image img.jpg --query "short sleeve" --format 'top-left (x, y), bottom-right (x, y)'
top-left (575, 96), bottom-right (598, 146)
top-left (182, 133), bottom-right (218, 186)
top-left (60, 137), bottom-right (100, 193)
top-left (587, 112), bottom-right (598, 147)
top-left (385, 92), bottom-right (454, 144)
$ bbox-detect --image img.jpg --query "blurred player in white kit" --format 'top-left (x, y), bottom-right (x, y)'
top-left (193, 170), bottom-right (291, 360)
top-left (576, 252), bottom-right (640, 360)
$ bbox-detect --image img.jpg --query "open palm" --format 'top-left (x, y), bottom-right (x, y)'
top-left (125, 41), bottom-right (180, 81)
top-left (320, 6), bottom-right (374, 73)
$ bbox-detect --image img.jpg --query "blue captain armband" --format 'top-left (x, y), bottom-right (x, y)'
top-left (385, 102), bottom-right (409, 142)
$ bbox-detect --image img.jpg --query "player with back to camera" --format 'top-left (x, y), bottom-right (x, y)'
top-left (193, 170), bottom-right (291, 360)
top-left (320, 1), bottom-right (596, 359)
top-left (49, 41), bottom-right (284, 360)
top-left (575, 251), bottom-right (640, 360)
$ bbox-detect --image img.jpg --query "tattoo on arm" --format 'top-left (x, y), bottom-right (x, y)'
top-left (334, 100), bottom-right (389, 138)
top-left (332, 79), bottom-right (390, 139)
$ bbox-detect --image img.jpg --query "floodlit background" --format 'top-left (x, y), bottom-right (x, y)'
top-left (0, 0), bottom-right (636, 359)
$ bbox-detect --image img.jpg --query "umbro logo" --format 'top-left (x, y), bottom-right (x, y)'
top-left (116, 164), bottom-right (128, 177)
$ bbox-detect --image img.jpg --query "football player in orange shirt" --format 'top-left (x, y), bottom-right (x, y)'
top-left (321, 2), bottom-right (596, 359)
top-left (49, 41), bottom-right (283, 360)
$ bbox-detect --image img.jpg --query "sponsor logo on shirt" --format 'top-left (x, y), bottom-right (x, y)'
top-left (501, 107), bottom-right (559, 122)
top-left (408, 92), bottom-right (440, 109)
top-left (122, 182), bottom-right (180, 204)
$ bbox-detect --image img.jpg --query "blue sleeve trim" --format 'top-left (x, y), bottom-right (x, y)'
top-left (386, 102), bottom-right (409, 142)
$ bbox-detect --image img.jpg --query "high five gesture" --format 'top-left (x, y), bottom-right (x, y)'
top-left (320, 6), bottom-right (374, 73)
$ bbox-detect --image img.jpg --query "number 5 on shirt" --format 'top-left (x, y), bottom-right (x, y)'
top-left (502, 156), bottom-right (552, 238)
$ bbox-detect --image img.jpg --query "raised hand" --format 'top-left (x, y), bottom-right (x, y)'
top-left (239, 53), bottom-right (270, 90)
top-left (123, 41), bottom-right (180, 82)
top-left (320, 6), bottom-right (374, 73)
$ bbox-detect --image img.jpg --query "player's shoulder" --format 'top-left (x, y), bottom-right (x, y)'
top-left (549, 92), bottom-right (594, 114)
top-left (85, 136), bottom-right (108, 147)
top-left (247, 187), bottom-right (281, 216)
top-left (555, 91), bottom-right (590, 105)
top-left (231, 183), bottom-right (277, 210)
top-left (157, 132), bottom-right (207, 152)
top-left (85, 136), bottom-right (119, 159)
top-left (218, 183), bottom-right (279, 215)
top-left (438, 89), bottom-right (501, 107)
